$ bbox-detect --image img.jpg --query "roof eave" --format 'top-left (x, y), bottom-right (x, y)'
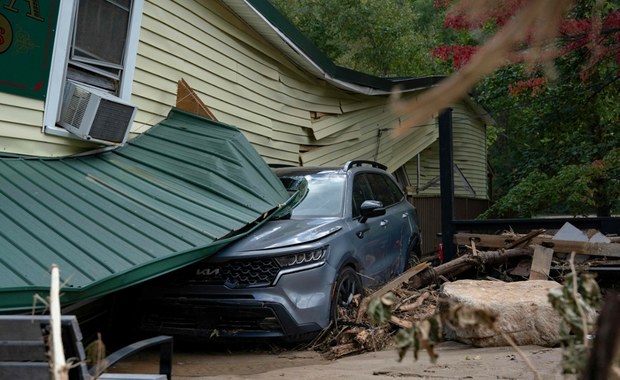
top-left (222, 0), bottom-right (446, 94)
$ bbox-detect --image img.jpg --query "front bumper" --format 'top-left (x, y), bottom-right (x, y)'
top-left (138, 263), bottom-right (337, 339)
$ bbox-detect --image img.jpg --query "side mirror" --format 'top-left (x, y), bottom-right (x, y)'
top-left (359, 200), bottom-right (385, 223)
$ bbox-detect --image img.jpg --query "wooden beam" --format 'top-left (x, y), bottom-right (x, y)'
top-left (454, 233), bottom-right (620, 257)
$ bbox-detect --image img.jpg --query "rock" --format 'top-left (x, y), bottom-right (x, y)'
top-left (440, 279), bottom-right (563, 347)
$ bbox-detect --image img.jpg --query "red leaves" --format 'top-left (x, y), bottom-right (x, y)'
top-left (431, 45), bottom-right (478, 69)
top-left (508, 77), bottom-right (547, 96)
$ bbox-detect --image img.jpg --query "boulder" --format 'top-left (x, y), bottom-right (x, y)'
top-left (440, 279), bottom-right (563, 347)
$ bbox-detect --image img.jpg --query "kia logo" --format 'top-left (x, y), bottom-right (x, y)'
top-left (196, 268), bottom-right (220, 276)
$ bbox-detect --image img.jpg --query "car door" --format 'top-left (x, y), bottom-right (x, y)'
top-left (351, 172), bottom-right (403, 285)
top-left (365, 172), bottom-right (413, 280)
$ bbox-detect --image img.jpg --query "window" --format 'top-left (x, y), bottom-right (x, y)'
top-left (352, 174), bottom-right (373, 218)
top-left (288, 173), bottom-right (346, 218)
top-left (366, 173), bottom-right (404, 207)
top-left (68, 0), bottom-right (132, 94)
top-left (43, 0), bottom-right (143, 137)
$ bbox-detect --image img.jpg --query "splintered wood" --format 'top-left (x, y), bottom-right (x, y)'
top-left (316, 226), bottom-right (618, 360)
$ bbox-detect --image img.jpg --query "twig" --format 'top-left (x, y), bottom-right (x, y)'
top-left (398, 292), bottom-right (430, 312)
top-left (497, 328), bottom-right (543, 380)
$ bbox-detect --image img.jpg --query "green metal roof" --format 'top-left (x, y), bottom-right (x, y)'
top-left (0, 109), bottom-right (289, 311)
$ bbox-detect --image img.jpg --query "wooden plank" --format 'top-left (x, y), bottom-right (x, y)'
top-left (454, 233), bottom-right (620, 258)
top-left (356, 262), bottom-right (432, 322)
top-left (506, 229), bottom-right (546, 249)
top-left (529, 245), bottom-right (554, 280)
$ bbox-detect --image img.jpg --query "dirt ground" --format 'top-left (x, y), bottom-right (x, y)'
top-left (109, 340), bottom-right (574, 380)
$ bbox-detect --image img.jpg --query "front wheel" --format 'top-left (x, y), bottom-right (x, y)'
top-left (404, 237), bottom-right (422, 270)
top-left (330, 266), bottom-right (362, 326)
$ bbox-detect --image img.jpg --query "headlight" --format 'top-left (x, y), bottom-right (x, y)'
top-left (275, 247), bottom-right (327, 268)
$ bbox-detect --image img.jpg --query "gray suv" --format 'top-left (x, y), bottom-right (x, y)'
top-left (139, 161), bottom-right (421, 340)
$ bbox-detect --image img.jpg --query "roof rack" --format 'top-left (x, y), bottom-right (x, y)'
top-left (343, 160), bottom-right (387, 171)
top-left (268, 163), bottom-right (297, 168)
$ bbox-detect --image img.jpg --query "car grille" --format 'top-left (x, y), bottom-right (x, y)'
top-left (140, 303), bottom-right (283, 335)
top-left (189, 258), bottom-right (281, 288)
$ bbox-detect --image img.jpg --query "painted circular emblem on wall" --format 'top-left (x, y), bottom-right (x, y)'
top-left (0, 13), bottom-right (13, 54)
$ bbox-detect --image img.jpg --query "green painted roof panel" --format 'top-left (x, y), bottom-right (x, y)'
top-left (0, 109), bottom-right (289, 311)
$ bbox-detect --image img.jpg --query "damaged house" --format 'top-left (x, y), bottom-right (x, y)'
top-left (0, 0), bottom-right (492, 312)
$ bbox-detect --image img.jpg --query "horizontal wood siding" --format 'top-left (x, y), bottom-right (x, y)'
top-left (0, 93), bottom-right (91, 156)
top-left (404, 101), bottom-right (488, 200)
top-left (1, 0), bottom-right (489, 183)
top-left (452, 103), bottom-right (488, 199)
top-left (136, 0), bottom-right (461, 167)
top-left (135, 0), bottom-right (364, 164)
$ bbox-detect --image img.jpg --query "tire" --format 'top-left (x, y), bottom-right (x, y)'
top-left (330, 266), bottom-right (362, 326)
top-left (404, 236), bottom-right (422, 270)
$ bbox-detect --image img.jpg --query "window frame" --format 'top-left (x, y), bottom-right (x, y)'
top-left (43, 0), bottom-right (143, 139)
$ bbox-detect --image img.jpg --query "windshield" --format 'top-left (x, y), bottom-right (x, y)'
top-left (279, 173), bottom-right (346, 218)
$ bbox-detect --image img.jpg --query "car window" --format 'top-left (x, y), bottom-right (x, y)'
top-left (365, 173), bottom-right (404, 207)
top-left (280, 173), bottom-right (346, 218)
top-left (352, 174), bottom-right (374, 218)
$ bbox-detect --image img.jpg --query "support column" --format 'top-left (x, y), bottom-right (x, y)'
top-left (439, 108), bottom-right (455, 261)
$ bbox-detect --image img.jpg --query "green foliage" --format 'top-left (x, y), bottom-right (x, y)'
top-left (271, 0), bottom-right (620, 217)
top-left (395, 315), bottom-right (442, 362)
top-left (269, 0), bottom-right (453, 77)
top-left (366, 293), bottom-right (395, 324)
top-left (482, 148), bottom-right (620, 218)
top-left (548, 270), bottom-right (601, 375)
top-left (367, 291), bottom-right (443, 363)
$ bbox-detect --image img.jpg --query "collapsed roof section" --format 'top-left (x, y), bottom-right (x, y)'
top-left (0, 108), bottom-right (290, 311)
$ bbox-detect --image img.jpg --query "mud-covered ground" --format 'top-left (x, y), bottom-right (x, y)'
top-left (108, 340), bottom-right (573, 379)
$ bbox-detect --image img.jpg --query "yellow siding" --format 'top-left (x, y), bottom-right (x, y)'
top-left (0, 0), bottom-right (488, 195)
top-left (0, 93), bottom-right (92, 156)
top-left (404, 102), bottom-right (488, 200)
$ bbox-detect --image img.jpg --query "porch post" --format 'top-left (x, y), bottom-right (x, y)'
top-left (439, 108), bottom-right (455, 261)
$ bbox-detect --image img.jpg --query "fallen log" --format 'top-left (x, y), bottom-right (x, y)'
top-left (407, 248), bottom-right (534, 290)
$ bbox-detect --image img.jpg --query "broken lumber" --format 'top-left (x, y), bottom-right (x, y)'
top-left (455, 233), bottom-right (620, 257)
top-left (529, 245), bottom-right (554, 280)
top-left (357, 248), bottom-right (533, 323)
top-left (356, 262), bottom-right (431, 322)
top-left (506, 229), bottom-right (546, 249)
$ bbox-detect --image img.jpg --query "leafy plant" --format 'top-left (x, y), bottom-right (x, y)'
top-left (548, 261), bottom-right (601, 375)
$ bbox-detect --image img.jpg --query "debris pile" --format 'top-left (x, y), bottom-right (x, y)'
top-left (311, 222), bottom-right (619, 360)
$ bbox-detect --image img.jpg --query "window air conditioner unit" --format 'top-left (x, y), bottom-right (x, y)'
top-left (59, 81), bottom-right (137, 145)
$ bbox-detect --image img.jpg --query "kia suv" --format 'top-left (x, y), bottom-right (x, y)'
top-left (138, 160), bottom-right (421, 340)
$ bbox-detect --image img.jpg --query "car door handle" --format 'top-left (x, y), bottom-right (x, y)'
top-left (356, 226), bottom-right (370, 239)
top-left (380, 219), bottom-right (389, 227)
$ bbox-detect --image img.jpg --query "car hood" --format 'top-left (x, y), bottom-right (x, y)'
top-left (216, 218), bottom-right (343, 255)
